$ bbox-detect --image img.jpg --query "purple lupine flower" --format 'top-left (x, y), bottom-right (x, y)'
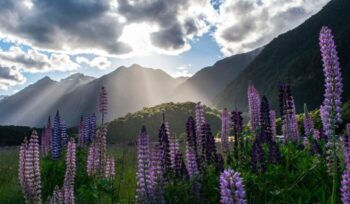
top-left (260, 96), bottom-right (272, 143)
top-left (105, 154), bottom-right (115, 179)
top-left (150, 145), bottom-right (164, 203)
top-left (303, 104), bottom-right (314, 137)
top-left (99, 86), bottom-right (108, 124)
top-left (251, 140), bottom-right (265, 173)
top-left (186, 141), bottom-right (199, 179)
top-left (201, 123), bottom-right (217, 164)
top-left (286, 97), bottom-right (299, 142)
top-left (221, 108), bottom-right (230, 155)
top-left (314, 129), bottom-right (321, 141)
top-left (52, 110), bottom-right (62, 160)
top-left (231, 110), bottom-right (243, 159)
top-left (268, 139), bottom-right (282, 164)
top-left (50, 186), bottom-right (63, 204)
top-left (87, 143), bottom-right (100, 176)
top-left (248, 82), bottom-right (261, 132)
top-left (269, 110), bottom-right (277, 141)
top-left (220, 169), bottom-right (247, 204)
top-left (136, 126), bottom-right (153, 203)
top-left (83, 115), bottom-right (90, 144)
top-left (158, 123), bottom-right (171, 172)
top-left (186, 116), bottom-right (198, 159)
top-left (169, 134), bottom-right (180, 170)
top-left (97, 125), bottom-right (107, 172)
top-left (22, 131), bottom-right (41, 204)
top-left (320, 26), bottom-right (343, 138)
top-left (63, 138), bottom-right (76, 204)
top-left (341, 124), bottom-right (350, 203)
top-left (195, 102), bottom-right (206, 148)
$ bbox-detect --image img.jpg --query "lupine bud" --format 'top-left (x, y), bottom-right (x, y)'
top-left (220, 169), bottom-right (247, 204)
top-left (136, 126), bottom-right (152, 203)
top-left (221, 108), bottom-right (230, 155)
top-left (248, 82), bottom-right (260, 132)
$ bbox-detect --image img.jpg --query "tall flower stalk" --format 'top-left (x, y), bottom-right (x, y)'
top-left (63, 138), bottom-right (76, 204)
top-left (269, 110), bottom-right (277, 141)
top-left (247, 82), bottom-right (260, 133)
top-left (195, 102), bottom-right (205, 152)
top-left (231, 110), bottom-right (243, 159)
top-left (52, 111), bottom-right (62, 160)
top-left (136, 126), bottom-right (152, 203)
top-left (19, 131), bottom-right (41, 204)
top-left (341, 124), bottom-right (350, 203)
top-left (221, 108), bottom-right (230, 156)
top-left (169, 134), bottom-right (180, 170)
top-left (150, 145), bottom-right (164, 203)
top-left (219, 168), bottom-right (246, 204)
top-left (319, 26), bottom-right (343, 204)
top-left (303, 104), bottom-right (314, 137)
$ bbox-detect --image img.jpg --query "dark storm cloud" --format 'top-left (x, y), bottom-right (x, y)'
top-left (0, 0), bottom-right (131, 55)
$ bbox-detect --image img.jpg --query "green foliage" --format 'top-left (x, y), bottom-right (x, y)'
top-left (107, 102), bottom-right (221, 143)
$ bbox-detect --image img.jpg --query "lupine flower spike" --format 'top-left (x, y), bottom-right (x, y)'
top-left (220, 168), bottom-right (247, 204)
top-left (221, 108), bottom-right (230, 156)
top-left (99, 86), bottom-right (108, 124)
top-left (247, 82), bottom-right (260, 133)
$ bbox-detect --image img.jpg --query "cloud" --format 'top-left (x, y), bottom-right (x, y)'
top-left (172, 64), bottom-right (193, 78)
top-left (0, 0), bottom-right (217, 57)
top-left (214, 0), bottom-right (330, 55)
top-left (0, 65), bottom-right (26, 90)
top-left (76, 56), bottom-right (111, 70)
top-left (0, 46), bottom-right (79, 73)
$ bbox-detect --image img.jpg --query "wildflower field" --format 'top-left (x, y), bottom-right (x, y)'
top-left (6, 26), bottom-right (350, 204)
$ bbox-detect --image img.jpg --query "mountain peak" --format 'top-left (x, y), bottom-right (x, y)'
top-left (61, 73), bottom-right (95, 82)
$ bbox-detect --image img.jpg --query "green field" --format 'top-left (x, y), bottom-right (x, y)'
top-left (0, 145), bottom-right (137, 204)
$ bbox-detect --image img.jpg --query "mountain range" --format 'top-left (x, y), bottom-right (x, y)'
top-left (0, 0), bottom-right (349, 127)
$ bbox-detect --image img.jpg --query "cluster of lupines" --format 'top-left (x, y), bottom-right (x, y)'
top-left (219, 168), bottom-right (246, 204)
top-left (247, 82), bottom-right (261, 132)
top-left (99, 86), bottom-right (108, 124)
top-left (231, 110), bottom-right (243, 161)
top-left (41, 116), bottom-right (52, 157)
top-left (341, 124), bottom-right (350, 203)
top-left (19, 131), bottom-right (42, 204)
top-left (221, 108), bottom-right (230, 155)
top-left (48, 138), bottom-right (77, 203)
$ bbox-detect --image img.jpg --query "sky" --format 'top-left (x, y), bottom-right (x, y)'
top-left (0, 0), bottom-right (330, 95)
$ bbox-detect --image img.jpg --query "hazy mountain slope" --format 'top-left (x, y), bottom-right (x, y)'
top-left (48, 64), bottom-right (187, 126)
top-left (215, 0), bottom-right (350, 112)
top-left (173, 48), bottom-right (261, 104)
top-left (0, 74), bottom-right (95, 126)
top-left (107, 102), bottom-right (220, 144)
